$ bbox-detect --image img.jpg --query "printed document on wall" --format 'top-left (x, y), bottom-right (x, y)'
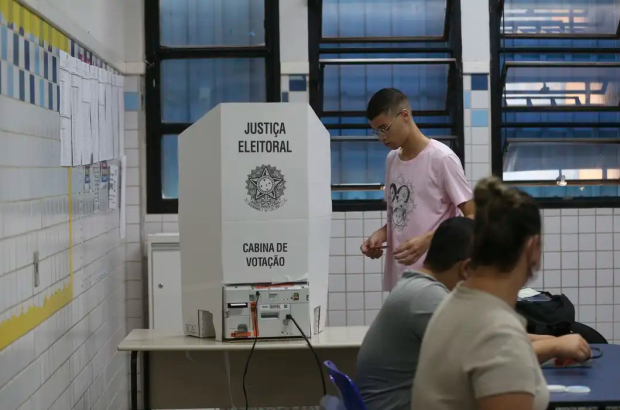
top-left (111, 83), bottom-right (119, 160)
top-left (117, 75), bottom-right (125, 157)
top-left (71, 67), bottom-right (83, 166)
top-left (90, 66), bottom-right (100, 163)
top-left (98, 69), bottom-right (110, 161)
top-left (59, 51), bottom-right (73, 166)
top-left (109, 164), bottom-right (119, 210)
top-left (105, 73), bottom-right (114, 160)
top-left (60, 117), bottom-right (72, 166)
top-left (80, 61), bottom-right (93, 165)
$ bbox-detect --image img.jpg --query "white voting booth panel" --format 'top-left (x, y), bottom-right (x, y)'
top-left (178, 103), bottom-right (332, 341)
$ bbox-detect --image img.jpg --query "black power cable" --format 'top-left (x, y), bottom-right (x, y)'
top-left (286, 314), bottom-right (327, 396)
top-left (243, 291), bottom-right (260, 410)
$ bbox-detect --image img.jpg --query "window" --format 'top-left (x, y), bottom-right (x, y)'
top-left (309, 0), bottom-right (464, 212)
top-left (490, 0), bottom-right (620, 207)
top-left (145, 0), bottom-right (280, 213)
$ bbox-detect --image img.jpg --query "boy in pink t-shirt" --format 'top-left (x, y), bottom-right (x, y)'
top-left (360, 88), bottom-right (475, 291)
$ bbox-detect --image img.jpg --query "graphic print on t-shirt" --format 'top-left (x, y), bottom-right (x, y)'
top-left (388, 175), bottom-right (415, 231)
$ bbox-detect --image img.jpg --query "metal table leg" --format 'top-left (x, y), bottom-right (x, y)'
top-left (131, 351), bottom-right (138, 410)
top-left (143, 351), bottom-right (151, 409)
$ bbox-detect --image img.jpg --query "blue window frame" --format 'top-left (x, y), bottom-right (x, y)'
top-left (490, 0), bottom-right (620, 207)
top-left (145, 0), bottom-right (280, 213)
top-left (309, 0), bottom-right (464, 212)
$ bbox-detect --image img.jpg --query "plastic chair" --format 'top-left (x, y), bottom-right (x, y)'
top-left (323, 360), bottom-right (367, 410)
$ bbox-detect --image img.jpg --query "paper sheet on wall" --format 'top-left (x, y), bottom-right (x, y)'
top-left (111, 84), bottom-right (119, 161)
top-left (80, 62), bottom-right (92, 165)
top-left (59, 51), bottom-right (74, 166)
top-left (109, 164), bottom-right (119, 210)
top-left (106, 73), bottom-right (114, 159)
top-left (90, 66), bottom-right (100, 163)
top-left (117, 75), bottom-right (125, 157)
top-left (59, 69), bottom-right (71, 118)
top-left (120, 156), bottom-right (127, 239)
top-left (98, 68), bottom-right (108, 161)
top-left (101, 162), bottom-right (110, 212)
top-left (93, 162), bottom-right (101, 214)
top-left (71, 72), bottom-right (82, 166)
top-left (60, 117), bottom-right (72, 166)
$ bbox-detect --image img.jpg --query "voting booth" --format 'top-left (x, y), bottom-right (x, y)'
top-left (178, 103), bottom-right (332, 341)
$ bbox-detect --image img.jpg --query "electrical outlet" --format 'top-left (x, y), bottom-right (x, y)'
top-left (33, 251), bottom-right (39, 288)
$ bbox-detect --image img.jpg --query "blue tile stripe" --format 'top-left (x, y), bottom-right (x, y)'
top-left (0, 13), bottom-right (120, 112)
top-left (124, 92), bottom-right (139, 111)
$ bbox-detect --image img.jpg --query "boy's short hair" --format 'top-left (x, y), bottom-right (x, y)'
top-left (366, 88), bottom-right (410, 121)
top-left (424, 217), bottom-right (475, 273)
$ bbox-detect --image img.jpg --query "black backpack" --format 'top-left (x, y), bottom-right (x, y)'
top-left (516, 291), bottom-right (608, 344)
top-left (516, 291), bottom-right (575, 337)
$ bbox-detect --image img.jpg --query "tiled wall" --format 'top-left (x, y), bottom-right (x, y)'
top-left (463, 74), bottom-right (491, 188)
top-left (0, 3), bottom-right (130, 410)
top-left (281, 74), bottom-right (309, 103)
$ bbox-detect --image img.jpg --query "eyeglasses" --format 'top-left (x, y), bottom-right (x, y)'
top-left (371, 111), bottom-right (404, 138)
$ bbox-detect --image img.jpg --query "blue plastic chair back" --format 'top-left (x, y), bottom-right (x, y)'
top-left (323, 360), bottom-right (367, 410)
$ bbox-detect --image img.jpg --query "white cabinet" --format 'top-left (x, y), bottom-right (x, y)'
top-left (147, 233), bottom-right (183, 332)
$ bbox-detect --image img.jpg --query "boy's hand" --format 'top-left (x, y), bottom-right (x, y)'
top-left (554, 334), bottom-right (591, 363)
top-left (361, 230), bottom-right (385, 259)
top-left (393, 233), bottom-right (432, 265)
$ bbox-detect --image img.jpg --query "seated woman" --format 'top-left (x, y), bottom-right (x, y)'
top-left (410, 177), bottom-right (591, 410)
top-left (356, 217), bottom-right (589, 410)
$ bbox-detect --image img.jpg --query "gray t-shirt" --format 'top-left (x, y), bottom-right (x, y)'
top-left (355, 270), bottom-right (449, 410)
top-left (411, 284), bottom-right (549, 410)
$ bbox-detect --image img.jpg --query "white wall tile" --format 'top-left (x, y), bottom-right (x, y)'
top-left (543, 253), bottom-right (561, 270)
top-left (346, 275), bottom-right (364, 292)
top-left (364, 257), bottom-right (382, 274)
top-left (328, 293), bottom-right (346, 310)
top-left (562, 270), bottom-right (578, 287)
top-left (346, 292), bottom-right (364, 310)
top-left (365, 293), bottom-right (383, 310)
top-left (329, 256), bottom-right (345, 274)
top-left (598, 251), bottom-right (614, 269)
top-left (579, 216), bottom-right (596, 233)
top-left (579, 252), bottom-right (596, 269)
top-left (579, 270), bottom-right (596, 287)
top-left (544, 216), bottom-right (561, 234)
top-left (597, 287), bottom-right (614, 305)
top-left (345, 256), bottom-right (364, 274)
top-left (579, 288), bottom-right (596, 305)
top-left (330, 238), bottom-right (345, 256)
top-left (596, 216), bottom-right (614, 233)
top-left (597, 270), bottom-right (614, 287)
top-left (597, 305), bottom-right (613, 322)
top-left (328, 311), bottom-right (346, 326)
top-left (331, 219), bottom-right (345, 237)
top-left (328, 275), bottom-right (345, 293)
top-left (596, 234), bottom-right (614, 251)
top-left (579, 234), bottom-right (596, 251)
top-left (562, 252), bottom-right (578, 270)
top-left (562, 216), bottom-right (579, 234)
top-left (345, 219), bottom-right (363, 237)
top-left (544, 270), bottom-right (561, 288)
top-left (579, 305), bottom-right (596, 322)
top-left (364, 274), bottom-right (382, 291)
top-left (347, 310), bottom-right (365, 326)
top-left (561, 234), bottom-right (578, 252)
top-left (543, 234), bottom-right (560, 252)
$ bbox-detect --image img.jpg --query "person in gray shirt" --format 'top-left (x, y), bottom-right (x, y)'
top-left (355, 217), bottom-right (474, 410)
top-left (355, 216), bottom-right (589, 410)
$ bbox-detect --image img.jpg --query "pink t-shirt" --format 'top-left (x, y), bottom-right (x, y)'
top-left (383, 139), bottom-right (472, 291)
